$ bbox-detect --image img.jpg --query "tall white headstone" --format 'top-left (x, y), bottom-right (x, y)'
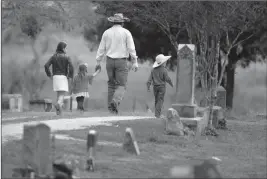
top-left (172, 44), bottom-right (197, 118)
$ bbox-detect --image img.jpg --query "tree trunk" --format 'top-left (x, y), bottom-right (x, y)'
top-left (217, 59), bottom-right (226, 89)
top-left (175, 49), bottom-right (180, 95)
top-left (226, 60), bottom-right (236, 109)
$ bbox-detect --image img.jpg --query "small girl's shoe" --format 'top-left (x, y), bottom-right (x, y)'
top-left (54, 103), bottom-right (62, 116)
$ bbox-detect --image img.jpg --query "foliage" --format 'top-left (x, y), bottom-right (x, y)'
top-left (20, 15), bottom-right (42, 40)
top-left (92, 1), bottom-right (266, 110)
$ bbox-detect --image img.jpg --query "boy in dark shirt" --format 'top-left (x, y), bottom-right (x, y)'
top-left (147, 54), bottom-right (173, 118)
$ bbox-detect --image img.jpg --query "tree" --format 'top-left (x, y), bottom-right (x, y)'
top-left (93, 1), bottom-right (267, 109)
top-left (217, 1), bottom-right (267, 108)
top-left (2, 0), bottom-right (64, 99)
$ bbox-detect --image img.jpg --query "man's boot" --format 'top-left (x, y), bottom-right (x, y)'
top-left (110, 100), bottom-right (118, 115)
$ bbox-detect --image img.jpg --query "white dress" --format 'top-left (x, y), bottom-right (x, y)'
top-left (72, 92), bottom-right (90, 98)
top-left (53, 75), bottom-right (69, 92)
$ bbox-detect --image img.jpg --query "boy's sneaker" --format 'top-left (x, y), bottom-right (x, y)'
top-left (110, 100), bottom-right (118, 115)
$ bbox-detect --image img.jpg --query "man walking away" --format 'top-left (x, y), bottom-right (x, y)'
top-left (95, 13), bottom-right (139, 114)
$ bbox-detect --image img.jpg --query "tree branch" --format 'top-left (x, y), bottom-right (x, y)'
top-left (232, 33), bottom-right (254, 48)
top-left (228, 30), bottom-right (244, 55)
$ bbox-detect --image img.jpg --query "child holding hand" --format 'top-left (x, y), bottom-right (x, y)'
top-left (147, 54), bottom-right (173, 118)
top-left (72, 63), bottom-right (94, 112)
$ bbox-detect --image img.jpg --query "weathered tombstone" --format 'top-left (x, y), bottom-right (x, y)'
top-left (22, 123), bottom-right (52, 177)
top-left (164, 108), bottom-right (184, 136)
top-left (172, 44), bottom-right (197, 118)
top-left (215, 86), bottom-right (226, 109)
top-left (123, 128), bottom-right (140, 155)
top-left (86, 130), bottom-right (98, 172)
top-left (2, 94), bottom-right (23, 112)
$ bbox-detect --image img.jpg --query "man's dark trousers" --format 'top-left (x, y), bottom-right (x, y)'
top-left (106, 57), bottom-right (129, 111)
top-left (153, 85), bottom-right (166, 117)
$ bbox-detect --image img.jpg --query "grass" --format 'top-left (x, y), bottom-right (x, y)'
top-left (2, 118), bottom-right (266, 178)
top-left (2, 27), bottom-right (267, 178)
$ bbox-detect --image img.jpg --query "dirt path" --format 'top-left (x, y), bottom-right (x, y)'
top-left (2, 116), bottom-right (153, 144)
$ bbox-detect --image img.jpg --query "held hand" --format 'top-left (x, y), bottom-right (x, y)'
top-left (95, 64), bottom-right (101, 73)
top-left (147, 88), bottom-right (151, 92)
top-left (132, 62), bottom-right (138, 72)
top-left (88, 75), bottom-right (94, 85)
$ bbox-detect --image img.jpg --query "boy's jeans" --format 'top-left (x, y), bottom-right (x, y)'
top-left (106, 57), bottom-right (129, 111)
top-left (153, 85), bottom-right (166, 117)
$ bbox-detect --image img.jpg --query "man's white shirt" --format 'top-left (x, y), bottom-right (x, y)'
top-left (96, 25), bottom-right (138, 66)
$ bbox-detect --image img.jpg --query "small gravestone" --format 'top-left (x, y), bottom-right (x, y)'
top-left (22, 123), bottom-right (52, 177)
top-left (215, 86), bottom-right (226, 109)
top-left (123, 128), bottom-right (140, 155)
top-left (165, 108), bottom-right (184, 136)
top-left (86, 130), bottom-right (98, 172)
top-left (2, 94), bottom-right (23, 112)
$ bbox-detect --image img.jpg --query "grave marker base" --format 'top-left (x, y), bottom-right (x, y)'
top-left (172, 103), bottom-right (197, 118)
top-left (86, 157), bottom-right (95, 172)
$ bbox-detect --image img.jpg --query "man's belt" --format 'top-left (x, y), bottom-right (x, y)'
top-left (107, 56), bottom-right (128, 60)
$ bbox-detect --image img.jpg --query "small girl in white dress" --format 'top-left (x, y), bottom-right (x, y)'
top-left (72, 63), bottom-right (93, 111)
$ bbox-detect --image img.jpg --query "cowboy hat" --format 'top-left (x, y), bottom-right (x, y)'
top-left (107, 13), bottom-right (130, 23)
top-left (153, 54), bottom-right (171, 68)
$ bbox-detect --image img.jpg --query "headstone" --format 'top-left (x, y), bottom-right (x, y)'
top-left (2, 94), bottom-right (23, 112)
top-left (22, 123), bottom-right (52, 177)
top-left (170, 157), bottom-right (222, 178)
top-left (172, 44), bottom-right (197, 118)
top-left (164, 108), bottom-right (184, 136)
top-left (86, 130), bottom-right (98, 171)
top-left (177, 44), bottom-right (196, 105)
top-left (215, 86), bottom-right (226, 109)
top-left (123, 128), bottom-right (140, 155)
